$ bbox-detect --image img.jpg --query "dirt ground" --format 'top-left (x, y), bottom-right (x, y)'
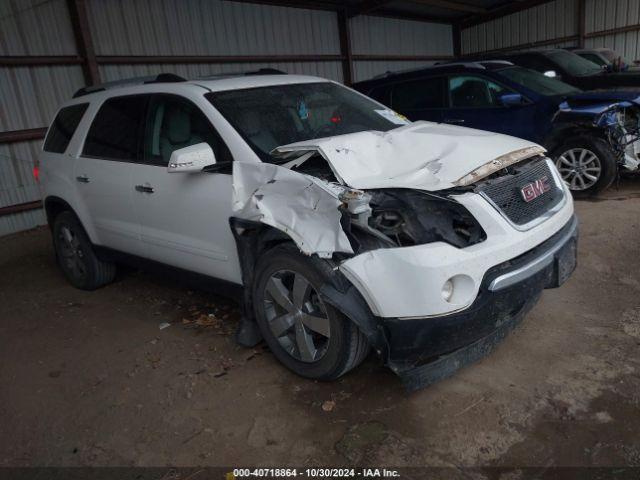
top-left (1, 181), bottom-right (640, 471)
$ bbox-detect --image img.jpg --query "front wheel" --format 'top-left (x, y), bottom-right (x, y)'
top-left (252, 244), bottom-right (369, 380)
top-left (552, 137), bottom-right (618, 195)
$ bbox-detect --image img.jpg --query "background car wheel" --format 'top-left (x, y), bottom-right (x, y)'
top-left (52, 211), bottom-right (116, 290)
top-left (253, 244), bottom-right (369, 380)
top-left (553, 137), bottom-right (617, 195)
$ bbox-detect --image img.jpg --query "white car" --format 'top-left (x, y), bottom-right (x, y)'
top-left (39, 71), bottom-right (577, 389)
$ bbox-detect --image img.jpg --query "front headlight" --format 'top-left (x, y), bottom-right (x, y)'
top-left (342, 189), bottom-right (486, 253)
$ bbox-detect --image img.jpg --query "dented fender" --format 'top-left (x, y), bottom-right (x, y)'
top-left (232, 161), bottom-right (353, 258)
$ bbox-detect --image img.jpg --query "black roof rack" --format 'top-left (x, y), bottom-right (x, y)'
top-left (73, 73), bottom-right (187, 98)
top-left (197, 68), bottom-right (287, 80)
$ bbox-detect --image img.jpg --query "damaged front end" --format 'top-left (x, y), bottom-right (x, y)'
top-left (231, 122), bottom-right (576, 391)
top-left (556, 96), bottom-right (640, 171)
top-left (597, 104), bottom-right (640, 171)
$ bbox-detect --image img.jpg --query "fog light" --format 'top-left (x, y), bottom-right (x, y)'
top-left (441, 279), bottom-right (454, 302)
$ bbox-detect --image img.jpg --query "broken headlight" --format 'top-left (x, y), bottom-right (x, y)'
top-left (340, 188), bottom-right (486, 253)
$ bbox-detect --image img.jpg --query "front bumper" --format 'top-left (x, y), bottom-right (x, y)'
top-left (385, 215), bottom-right (578, 390)
top-left (339, 182), bottom-right (574, 319)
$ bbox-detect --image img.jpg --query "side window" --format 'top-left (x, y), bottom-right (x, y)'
top-left (367, 85), bottom-right (391, 106)
top-left (448, 75), bottom-right (514, 108)
top-left (581, 53), bottom-right (605, 66)
top-left (391, 77), bottom-right (446, 111)
top-left (513, 55), bottom-right (553, 73)
top-left (83, 95), bottom-right (148, 161)
top-left (143, 95), bottom-right (233, 166)
top-left (44, 103), bottom-right (89, 153)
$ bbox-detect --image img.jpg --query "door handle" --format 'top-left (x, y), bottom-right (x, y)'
top-left (135, 184), bottom-right (155, 194)
top-left (444, 119), bottom-right (465, 124)
top-left (76, 175), bottom-right (90, 183)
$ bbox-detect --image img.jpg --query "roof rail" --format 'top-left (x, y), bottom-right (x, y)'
top-left (197, 68), bottom-right (287, 80)
top-left (371, 61), bottom-right (488, 80)
top-left (73, 73), bottom-right (187, 98)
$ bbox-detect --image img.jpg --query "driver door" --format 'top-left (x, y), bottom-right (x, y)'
top-left (130, 93), bottom-right (241, 284)
top-left (445, 74), bottom-right (537, 141)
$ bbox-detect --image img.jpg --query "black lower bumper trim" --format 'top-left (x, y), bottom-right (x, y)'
top-left (398, 292), bottom-right (539, 392)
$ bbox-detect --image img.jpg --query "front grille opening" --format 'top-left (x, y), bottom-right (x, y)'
top-left (476, 158), bottom-right (564, 226)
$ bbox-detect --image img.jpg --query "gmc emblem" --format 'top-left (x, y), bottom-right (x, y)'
top-left (520, 176), bottom-right (551, 202)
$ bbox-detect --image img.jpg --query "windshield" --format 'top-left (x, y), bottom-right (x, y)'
top-left (546, 50), bottom-right (603, 76)
top-left (206, 82), bottom-right (402, 162)
top-left (498, 66), bottom-right (580, 96)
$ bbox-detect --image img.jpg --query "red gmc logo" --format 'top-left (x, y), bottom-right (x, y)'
top-left (520, 176), bottom-right (551, 203)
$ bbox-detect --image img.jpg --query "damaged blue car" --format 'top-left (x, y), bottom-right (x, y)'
top-left (354, 61), bottom-right (640, 195)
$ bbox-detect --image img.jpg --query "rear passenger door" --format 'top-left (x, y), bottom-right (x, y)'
top-left (387, 76), bottom-right (446, 123)
top-left (129, 94), bottom-right (241, 284)
top-left (75, 95), bottom-right (149, 254)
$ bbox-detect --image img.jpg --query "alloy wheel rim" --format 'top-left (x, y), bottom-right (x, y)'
top-left (262, 269), bottom-right (331, 363)
top-left (556, 148), bottom-right (602, 191)
top-left (58, 226), bottom-right (87, 280)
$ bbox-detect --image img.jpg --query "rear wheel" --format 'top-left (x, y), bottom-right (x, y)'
top-left (252, 245), bottom-right (369, 380)
top-left (553, 137), bottom-right (617, 195)
top-left (52, 211), bottom-right (116, 290)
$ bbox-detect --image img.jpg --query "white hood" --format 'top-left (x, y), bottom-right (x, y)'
top-left (272, 121), bottom-right (545, 191)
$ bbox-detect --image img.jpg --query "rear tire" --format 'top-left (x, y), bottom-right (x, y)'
top-left (552, 136), bottom-right (617, 195)
top-left (252, 244), bottom-right (369, 380)
top-left (52, 211), bottom-right (116, 290)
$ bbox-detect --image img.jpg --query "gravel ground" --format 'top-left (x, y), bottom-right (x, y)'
top-left (1, 181), bottom-right (640, 470)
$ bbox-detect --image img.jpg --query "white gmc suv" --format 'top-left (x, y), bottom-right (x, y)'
top-left (39, 71), bottom-right (577, 390)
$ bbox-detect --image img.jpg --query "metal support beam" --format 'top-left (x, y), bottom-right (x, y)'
top-left (452, 22), bottom-right (461, 58)
top-left (460, 0), bottom-right (556, 28)
top-left (407, 0), bottom-right (484, 13)
top-left (0, 56), bottom-right (84, 66)
top-left (0, 128), bottom-right (48, 144)
top-left (577, 0), bottom-right (586, 48)
top-left (348, 0), bottom-right (393, 17)
top-left (584, 23), bottom-right (640, 39)
top-left (337, 10), bottom-right (353, 85)
top-left (352, 54), bottom-right (454, 61)
top-left (461, 35), bottom-right (580, 57)
top-left (66, 0), bottom-right (100, 85)
top-left (226, 0), bottom-right (453, 24)
top-left (95, 54), bottom-right (345, 64)
top-left (0, 201), bottom-right (43, 218)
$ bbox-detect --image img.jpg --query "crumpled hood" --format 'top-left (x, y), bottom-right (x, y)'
top-left (272, 121), bottom-right (543, 191)
top-left (561, 90), bottom-right (640, 113)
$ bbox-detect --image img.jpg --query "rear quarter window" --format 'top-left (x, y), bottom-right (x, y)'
top-left (43, 103), bottom-right (89, 153)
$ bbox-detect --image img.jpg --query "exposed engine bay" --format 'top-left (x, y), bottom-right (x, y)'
top-left (598, 105), bottom-right (640, 170)
top-left (556, 97), bottom-right (640, 171)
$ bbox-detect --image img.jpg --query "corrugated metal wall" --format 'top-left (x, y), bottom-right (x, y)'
top-left (461, 0), bottom-right (578, 55)
top-left (585, 0), bottom-right (640, 61)
top-left (0, 0), bottom-right (81, 236)
top-left (87, 0), bottom-right (344, 82)
top-left (0, 0), bottom-right (453, 236)
top-left (351, 15), bottom-right (452, 82)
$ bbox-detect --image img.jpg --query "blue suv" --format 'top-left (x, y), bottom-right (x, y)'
top-left (354, 61), bottom-right (640, 195)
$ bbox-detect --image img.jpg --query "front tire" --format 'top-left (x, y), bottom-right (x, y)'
top-left (552, 137), bottom-right (617, 195)
top-left (252, 244), bottom-right (369, 380)
top-left (52, 211), bottom-right (116, 290)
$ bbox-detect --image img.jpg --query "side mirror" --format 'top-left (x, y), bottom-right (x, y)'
top-left (634, 59), bottom-right (640, 66)
top-left (543, 70), bottom-right (558, 78)
top-left (167, 143), bottom-right (215, 173)
top-left (500, 93), bottom-right (525, 107)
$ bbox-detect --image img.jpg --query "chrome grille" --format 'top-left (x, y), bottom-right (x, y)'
top-left (477, 158), bottom-right (564, 227)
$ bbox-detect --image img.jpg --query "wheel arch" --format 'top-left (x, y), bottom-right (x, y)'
top-left (43, 196), bottom-right (98, 243)
top-left (229, 218), bottom-right (386, 357)
top-left (543, 125), bottom-right (608, 155)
